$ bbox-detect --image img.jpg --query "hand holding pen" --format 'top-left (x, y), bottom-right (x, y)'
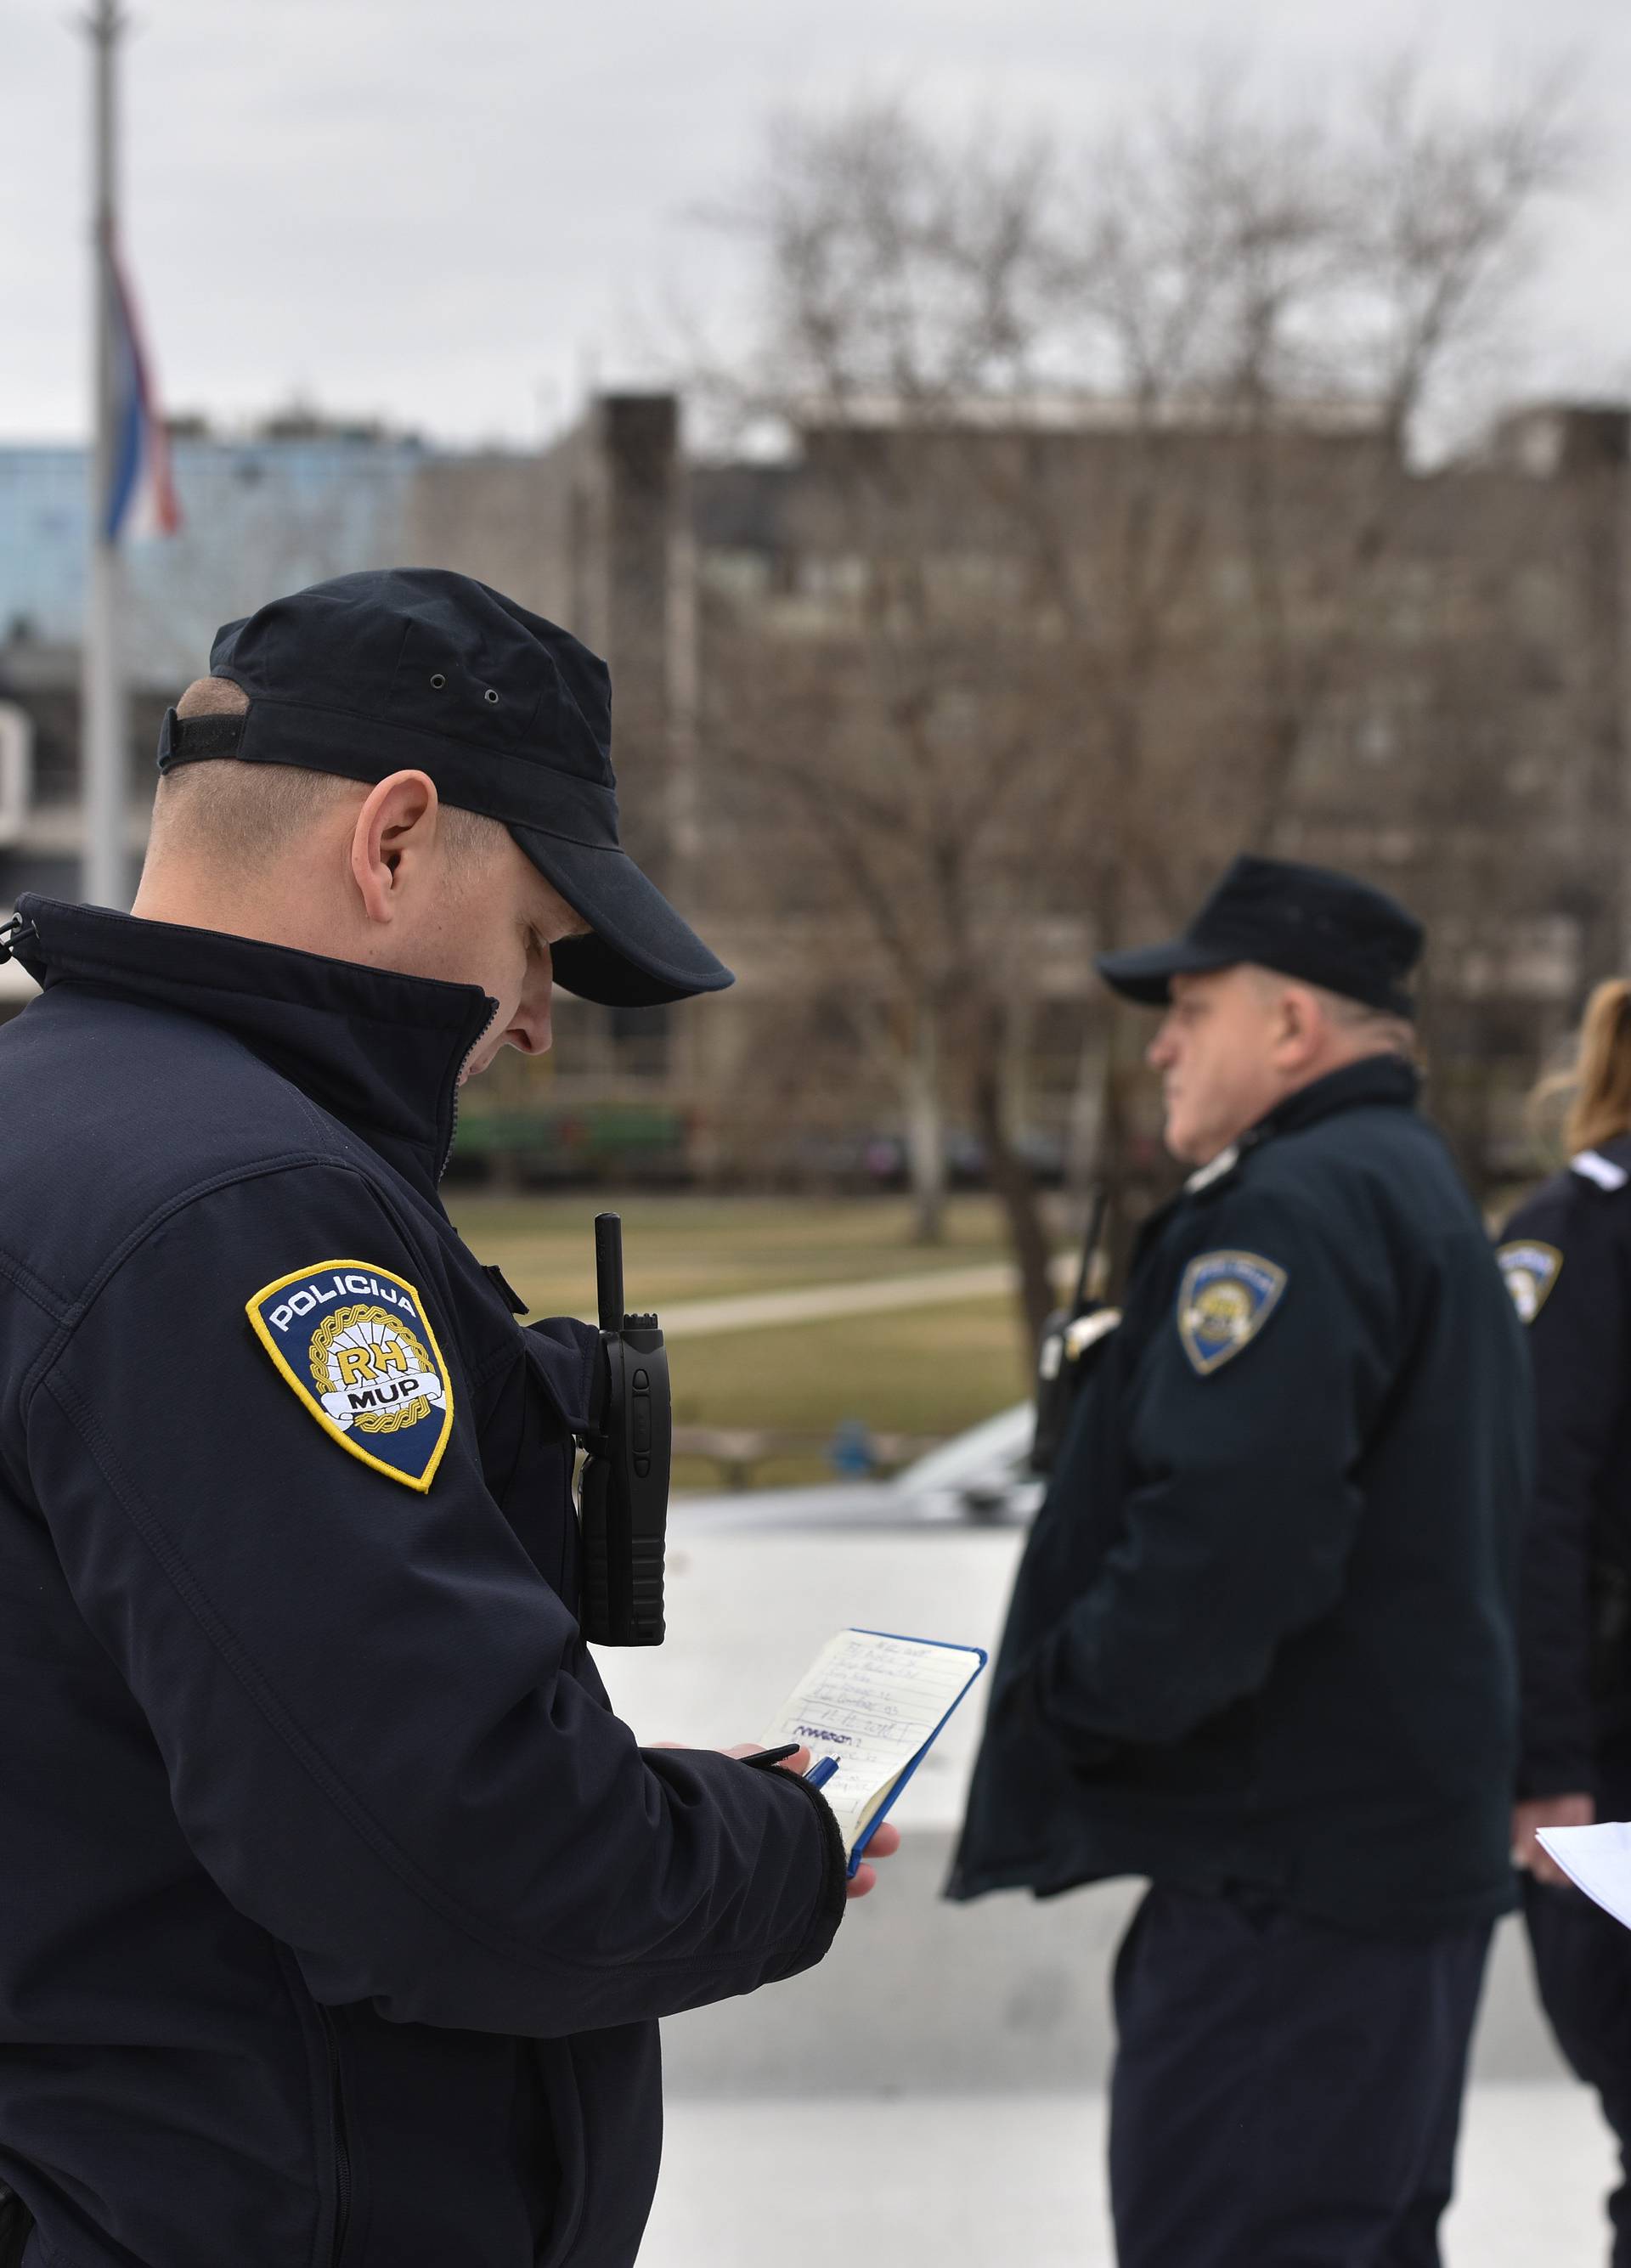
top-left (727, 1742), bottom-right (900, 1899)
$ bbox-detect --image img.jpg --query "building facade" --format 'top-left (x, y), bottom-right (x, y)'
top-left (2, 392), bottom-right (1627, 1189)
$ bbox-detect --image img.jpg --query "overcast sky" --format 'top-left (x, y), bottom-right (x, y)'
top-left (6, 0), bottom-right (1630, 449)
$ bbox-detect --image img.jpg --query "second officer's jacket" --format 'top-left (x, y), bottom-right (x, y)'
top-left (1498, 1133), bottom-right (1631, 1800)
top-left (0, 896), bottom-right (845, 2268)
top-left (950, 1055), bottom-right (1530, 1937)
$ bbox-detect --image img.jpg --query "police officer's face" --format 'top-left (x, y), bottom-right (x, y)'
top-left (425, 832), bottom-right (590, 1085)
top-left (453, 838), bottom-right (590, 1084)
top-left (342, 771), bottom-right (590, 1080)
top-left (1147, 968), bottom-right (1290, 1165)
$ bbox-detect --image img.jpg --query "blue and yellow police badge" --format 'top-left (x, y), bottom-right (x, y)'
top-left (1496, 1240), bottom-right (1563, 1326)
top-left (246, 1261), bottom-right (454, 1491)
top-left (1177, 1250), bottom-right (1288, 1377)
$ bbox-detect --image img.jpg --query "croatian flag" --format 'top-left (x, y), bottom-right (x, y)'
top-left (102, 226), bottom-right (180, 543)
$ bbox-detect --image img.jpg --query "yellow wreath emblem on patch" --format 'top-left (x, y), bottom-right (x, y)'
top-left (308, 1302), bottom-right (434, 1435)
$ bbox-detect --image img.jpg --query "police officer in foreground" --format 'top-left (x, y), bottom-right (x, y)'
top-left (1499, 978), bottom-right (1631, 2265)
top-left (950, 855), bottom-right (1530, 2268)
top-left (0, 568), bottom-right (895, 2268)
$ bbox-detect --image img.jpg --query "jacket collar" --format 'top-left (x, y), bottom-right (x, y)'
top-left (1178, 1055), bottom-right (1419, 1201)
top-left (15, 895), bottom-right (496, 1203)
top-left (1250, 1052), bottom-right (1420, 1142)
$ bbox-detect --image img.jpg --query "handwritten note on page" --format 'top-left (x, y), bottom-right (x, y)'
top-left (760, 1628), bottom-right (987, 1866)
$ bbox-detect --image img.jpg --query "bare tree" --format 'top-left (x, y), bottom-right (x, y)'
top-left (701, 65), bottom-right (1581, 1348)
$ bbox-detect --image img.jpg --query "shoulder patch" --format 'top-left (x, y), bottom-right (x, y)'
top-left (1177, 1250), bottom-right (1288, 1376)
top-left (1497, 1240), bottom-right (1563, 1325)
top-left (246, 1261), bottom-right (454, 1492)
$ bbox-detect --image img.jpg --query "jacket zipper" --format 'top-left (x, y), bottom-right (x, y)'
top-left (316, 2004), bottom-right (352, 2265)
top-left (439, 1001), bottom-right (498, 1182)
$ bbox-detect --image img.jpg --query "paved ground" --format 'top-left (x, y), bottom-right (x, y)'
top-left (646, 2084), bottom-right (1619, 2266)
top-left (608, 1511), bottom-right (1624, 2261)
top-left (603, 1526), bottom-right (1585, 2099)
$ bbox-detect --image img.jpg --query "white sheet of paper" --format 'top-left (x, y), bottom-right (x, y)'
top-left (1535, 1819), bottom-right (1631, 1928)
top-left (759, 1627), bottom-right (986, 1859)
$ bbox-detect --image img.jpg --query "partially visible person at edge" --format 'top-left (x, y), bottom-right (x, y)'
top-left (948, 853), bottom-right (1531, 2268)
top-left (1500, 977), bottom-right (1631, 2268)
top-left (0, 568), bottom-right (895, 2268)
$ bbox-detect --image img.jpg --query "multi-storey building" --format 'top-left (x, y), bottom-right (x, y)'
top-left (2, 392), bottom-right (1626, 1188)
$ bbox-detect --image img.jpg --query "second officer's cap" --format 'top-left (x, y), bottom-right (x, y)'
top-left (1096, 853), bottom-right (1424, 1018)
top-left (156, 567), bottom-right (732, 1009)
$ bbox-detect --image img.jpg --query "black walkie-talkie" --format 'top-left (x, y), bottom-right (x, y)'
top-left (1030, 1186), bottom-right (1116, 1476)
top-left (578, 1213), bottom-right (670, 1647)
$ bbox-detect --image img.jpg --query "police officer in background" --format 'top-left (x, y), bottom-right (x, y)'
top-left (1500, 978), bottom-right (1631, 2266)
top-left (0, 569), bottom-right (895, 2268)
top-left (950, 855), bottom-right (1530, 2268)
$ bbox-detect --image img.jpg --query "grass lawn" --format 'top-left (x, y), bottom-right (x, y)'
top-left (442, 1192), bottom-right (1037, 1487)
top-left (443, 1190), bottom-right (1035, 1314)
top-left (664, 1296), bottom-right (1032, 1489)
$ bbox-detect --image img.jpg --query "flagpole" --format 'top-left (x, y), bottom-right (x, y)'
top-left (82, 0), bottom-right (127, 908)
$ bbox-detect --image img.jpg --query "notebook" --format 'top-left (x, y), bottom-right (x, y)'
top-left (759, 1627), bottom-right (988, 1876)
top-left (1535, 1819), bottom-right (1631, 1930)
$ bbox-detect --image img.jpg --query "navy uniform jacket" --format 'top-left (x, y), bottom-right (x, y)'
top-left (1498, 1134), bottom-right (1631, 1801)
top-left (949, 1056), bottom-right (1529, 1937)
top-left (0, 897), bottom-right (845, 2268)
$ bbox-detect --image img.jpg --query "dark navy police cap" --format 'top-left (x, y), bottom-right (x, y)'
top-left (156, 567), bottom-right (732, 1009)
top-left (1096, 853), bottom-right (1424, 1018)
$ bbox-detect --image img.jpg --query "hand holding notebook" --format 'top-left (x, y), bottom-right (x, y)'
top-left (758, 1627), bottom-right (988, 1876)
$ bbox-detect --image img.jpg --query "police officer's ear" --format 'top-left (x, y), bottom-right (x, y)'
top-left (1270, 980), bottom-right (1325, 1068)
top-left (348, 770), bottom-right (441, 927)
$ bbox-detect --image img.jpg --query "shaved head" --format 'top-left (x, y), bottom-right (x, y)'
top-left (147, 677), bottom-right (504, 874)
top-left (132, 682), bottom-right (592, 1083)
